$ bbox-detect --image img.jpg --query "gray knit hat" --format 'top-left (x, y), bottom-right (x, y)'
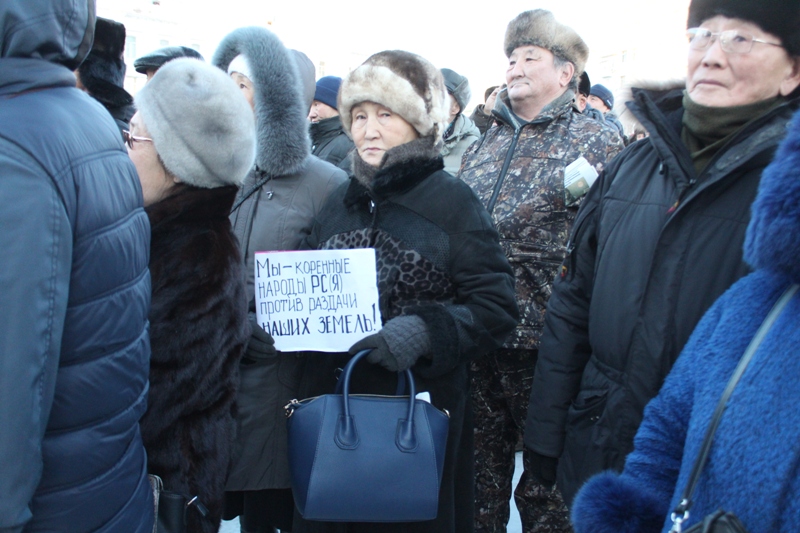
top-left (338, 50), bottom-right (449, 143)
top-left (135, 58), bottom-right (256, 188)
top-left (440, 68), bottom-right (471, 114)
top-left (504, 9), bottom-right (589, 77)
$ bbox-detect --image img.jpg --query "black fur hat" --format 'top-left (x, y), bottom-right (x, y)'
top-left (688, 0), bottom-right (800, 56)
top-left (78, 17), bottom-right (132, 108)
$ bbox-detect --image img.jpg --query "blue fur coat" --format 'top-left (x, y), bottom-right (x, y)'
top-left (571, 108), bottom-right (800, 533)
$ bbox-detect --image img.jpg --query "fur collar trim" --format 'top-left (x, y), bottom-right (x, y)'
top-left (212, 27), bottom-right (309, 177)
top-left (343, 155), bottom-right (444, 210)
top-left (146, 184), bottom-right (238, 230)
top-left (744, 108), bottom-right (800, 282)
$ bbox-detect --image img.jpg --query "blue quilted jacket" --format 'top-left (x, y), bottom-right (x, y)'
top-left (0, 2), bottom-right (154, 531)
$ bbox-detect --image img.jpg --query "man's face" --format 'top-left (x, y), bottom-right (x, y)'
top-left (505, 45), bottom-right (569, 112)
top-left (587, 94), bottom-right (609, 113)
top-left (308, 100), bottom-right (339, 123)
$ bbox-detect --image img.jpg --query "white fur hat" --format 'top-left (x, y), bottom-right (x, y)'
top-left (135, 58), bottom-right (256, 188)
top-left (504, 9), bottom-right (589, 77)
top-left (338, 50), bottom-right (449, 143)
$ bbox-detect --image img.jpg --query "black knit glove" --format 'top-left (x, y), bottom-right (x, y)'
top-left (528, 450), bottom-right (558, 488)
top-left (349, 315), bottom-right (430, 372)
top-left (246, 313), bottom-right (276, 360)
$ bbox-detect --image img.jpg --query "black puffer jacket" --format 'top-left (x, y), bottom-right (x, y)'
top-left (295, 155), bottom-right (518, 533)
top-left (525, 86), bottom-right (800, 505)
top-left (310, 115), bottom-right (354, 172)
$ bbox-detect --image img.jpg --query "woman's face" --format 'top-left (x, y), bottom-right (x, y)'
top-left (687, 16), bottom-right (800, 107)
top-left (350, 102), bottom-right (419, 167)
top-left (231, 72), bottom-right (256, 111)
top-left (127, 112), bottom-right (178, 206)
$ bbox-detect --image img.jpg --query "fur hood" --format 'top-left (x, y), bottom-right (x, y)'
top-left (617, 80), bottom-right (685, 136)
top-left (744, 108), bottom-right (800, 282)
top-left (212, 26), bottom-right (309, 177)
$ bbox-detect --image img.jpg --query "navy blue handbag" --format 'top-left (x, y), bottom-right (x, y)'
top-left (285, 349), bottom-right (450, 522)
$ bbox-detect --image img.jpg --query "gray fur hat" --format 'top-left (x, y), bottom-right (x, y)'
top-left (440, 68), bottom-right (471, 114)
top-left (135, 58), bottom-right (256, 188)
top-left (504, 9), bottom-right (589, 77)
top-left (687, 0), bottom-right (800, 56)
top-left (338, 50), bottom-right (449, 143)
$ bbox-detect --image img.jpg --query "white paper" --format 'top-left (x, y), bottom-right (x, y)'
top-left (415, 392), bottom-right (431, 403)
top-left (564, 156), bottom-right (599, 203)
top-left (254, 249), bottom-right (383, 352)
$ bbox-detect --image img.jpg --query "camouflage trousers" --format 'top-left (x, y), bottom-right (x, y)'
top-left (472, 349), bottom-right (572, 533)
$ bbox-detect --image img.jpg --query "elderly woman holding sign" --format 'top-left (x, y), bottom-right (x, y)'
top-left (294, 50), bottom-right (519, 533)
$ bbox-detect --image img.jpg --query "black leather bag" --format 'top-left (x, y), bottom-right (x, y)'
top-left (148, 474), bottom-right (208, 533)
top-left (285, 349), bottom-right (450, 522)
top-left (668, 285), bottom-right (798, 533)
top-left (681, 510), bottom-right (748, 533)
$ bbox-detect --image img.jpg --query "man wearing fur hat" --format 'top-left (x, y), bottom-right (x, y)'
top-left (458, 9), bottom-right (623, 532)
top-left (75, 17), bottom-right (134, 136)
top-left (527, 0), bottom-right (800, 513)
top-left (440, 68), bottom-right (481, 175)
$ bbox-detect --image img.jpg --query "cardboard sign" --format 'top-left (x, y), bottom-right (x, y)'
top-left (254, 249), bottom-right (383, 352)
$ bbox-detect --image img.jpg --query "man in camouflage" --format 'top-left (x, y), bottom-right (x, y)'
top-left (458, 10), bottom-right (623, 533)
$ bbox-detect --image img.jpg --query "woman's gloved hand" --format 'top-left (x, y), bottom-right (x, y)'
top-left (246, 312), bottom-right (276, 360)
top-left (349, 315), bottom-right (430, 372)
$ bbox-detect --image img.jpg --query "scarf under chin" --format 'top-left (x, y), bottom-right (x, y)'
top-left (352, 135), bottom-right (442, 188)
top-left (681, 92), bottom-right (785, 175)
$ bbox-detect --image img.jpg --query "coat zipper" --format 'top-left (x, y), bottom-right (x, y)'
top-left (486, 128), bottom-right (522, 214)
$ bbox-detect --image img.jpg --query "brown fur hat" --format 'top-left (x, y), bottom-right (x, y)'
top-left (687, 0), bottom-right (800, 56)
top-left (338, 50), bottom-right (449, 143)
top-left (504, 9), bottom-right (589, 77)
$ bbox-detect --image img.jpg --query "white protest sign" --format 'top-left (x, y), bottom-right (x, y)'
top-left (254, 249), bottom-right (382, 352)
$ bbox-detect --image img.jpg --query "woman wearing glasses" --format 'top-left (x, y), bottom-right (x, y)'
top-left (524, 0), bottom-right (800, 511)
top-left (126, 58), bottom-right (256, 533)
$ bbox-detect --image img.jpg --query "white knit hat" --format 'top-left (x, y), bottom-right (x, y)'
top-left (135, 58), bottom-right (256, 188)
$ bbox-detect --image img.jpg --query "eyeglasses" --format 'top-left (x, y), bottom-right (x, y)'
top-left (122, 129), bottom-right (153, 149)
top-left (686, 28), bottom-right (783, 54)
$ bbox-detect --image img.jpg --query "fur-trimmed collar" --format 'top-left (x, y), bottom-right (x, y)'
top-left (343, 156), bottom-right (444, 210)
top-left (744, 108), bottom-right (800, 282)
top-left (211, 27), bottom-right (309, 178)
top-left (146, 184), bottom-right (238, 230)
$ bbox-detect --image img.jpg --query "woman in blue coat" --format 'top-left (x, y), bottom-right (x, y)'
top-left (570, 108), bottom-right (800, 532)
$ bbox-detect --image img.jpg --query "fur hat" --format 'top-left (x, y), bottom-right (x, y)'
top-left (688, 0), bottom-right (800, 56)
top-left (504, 9), bottom-right (589, 77)
top-left (135, 58), bottom-right (256, 189)
top-left (440, 68), bottom-right (471, 114)
top-left (590, 84), bottom-right (614, 109)
top-left (134, 46), bottom-right (204, 75)
top-left (578, 72), bottom-right (591, 97)
top-left (78, 17), bottom-right (132, 108)
top-left (338, 50), bottom-right (449, 143)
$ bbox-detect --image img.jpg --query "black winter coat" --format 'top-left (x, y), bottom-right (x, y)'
top-left (294, 156), bottom-right (518, 533)
top-left (310, 116), bottom-right (355, 172)
top-left (140, 185), bottom-right (249, 533)
top-left (525, 87), bottom-right (800, 505)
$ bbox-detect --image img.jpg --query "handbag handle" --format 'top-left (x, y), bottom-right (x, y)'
top-left (335, 349), bottom-right (419, 452)
top-left (669, 284), bottom-right (798, 533)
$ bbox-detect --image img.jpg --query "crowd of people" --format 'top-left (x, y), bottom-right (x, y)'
top-left (2, 0), bottom-right (799, 532)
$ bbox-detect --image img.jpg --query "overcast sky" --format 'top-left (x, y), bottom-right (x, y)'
top-left (99, 0), bottom-right (692, 110)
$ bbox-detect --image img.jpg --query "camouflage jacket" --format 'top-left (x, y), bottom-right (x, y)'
top-left (459, 89), bottom-right (623, 349)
